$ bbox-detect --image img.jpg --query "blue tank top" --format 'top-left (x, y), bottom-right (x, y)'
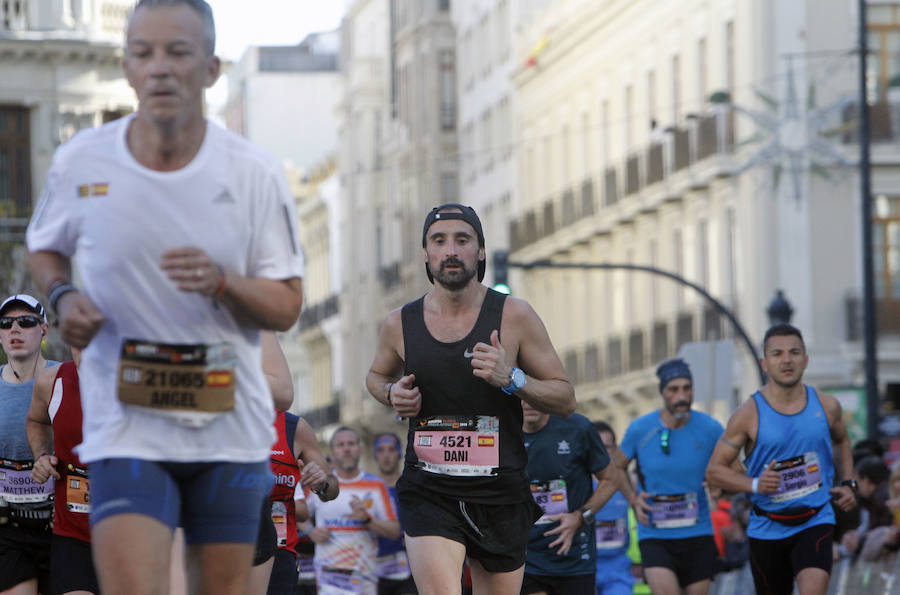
top-left (0, 362), bottom-right (60, 460)
top-left (745, 386), bottom-right (835, 539)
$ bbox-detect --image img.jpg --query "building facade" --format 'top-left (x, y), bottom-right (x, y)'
top-left (289, 160), bottom-right (343, 428)
top-left (223, 31), bottom-right (341, 172)
top-left (511, 0), bottom-right (900, 439)
top-left (334, 0), bottom-right (395, 434)
top-left (0, 0), bottom-right (134, 224)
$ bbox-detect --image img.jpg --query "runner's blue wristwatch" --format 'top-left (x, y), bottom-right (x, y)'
top-left (502, 367), bottom-right (526, 395)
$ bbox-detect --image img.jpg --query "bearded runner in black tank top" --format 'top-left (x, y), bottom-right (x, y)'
top-left (397, 288), bottom-right (531, 504)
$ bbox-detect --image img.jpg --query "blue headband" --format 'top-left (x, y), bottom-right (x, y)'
top-left (374, 434), bottom-right (401, 455)
top-left (656, 358), bottom-right (692, 392)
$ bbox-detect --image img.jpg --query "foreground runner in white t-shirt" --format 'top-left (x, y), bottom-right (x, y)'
top-left (25, 2), bottom-right (304, 594)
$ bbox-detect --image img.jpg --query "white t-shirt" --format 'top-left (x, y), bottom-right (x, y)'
top-left (307, 471), bottom-right (397, 586)
top-left (26, 115), bottom-right (304, 463)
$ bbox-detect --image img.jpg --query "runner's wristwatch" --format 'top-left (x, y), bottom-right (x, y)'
top-left (841, 479), bottom-right (858, 494)
top-left (501, 367), bottom-right (526, 395)
top-left (580, 508), bottom-right (594, 526)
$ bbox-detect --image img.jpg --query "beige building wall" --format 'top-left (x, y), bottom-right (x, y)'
top-left (286, 162), bottom-right (343, 428)
top-left (512, 0), bottom-right (897, 438)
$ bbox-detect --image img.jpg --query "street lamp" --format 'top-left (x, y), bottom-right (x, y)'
top-left (766, 290), bottom-right (794, 326)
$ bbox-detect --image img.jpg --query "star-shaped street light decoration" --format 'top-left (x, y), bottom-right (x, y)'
top-left (730, 57), bottom-right (855, 201)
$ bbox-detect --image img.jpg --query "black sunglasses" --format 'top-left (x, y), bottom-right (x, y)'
top-left (0, 315), bottom-right (43, 330)
top-left (660, 428), bottom-right (670, 455)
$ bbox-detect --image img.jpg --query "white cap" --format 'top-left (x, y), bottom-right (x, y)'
top-left (0, 294), bottom-right (47, 323)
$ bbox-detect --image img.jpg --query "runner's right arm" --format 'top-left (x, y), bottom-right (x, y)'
top-left (28, 251), bottom-right (105, 349)
top-left (366, 309), bottom-right (421, 418)
top-left (705, 401), bottom-right (779, 495)
top-left (26, 364), bottom-right (62, 483)
top-left (612, 448), bottom-right (651, 525)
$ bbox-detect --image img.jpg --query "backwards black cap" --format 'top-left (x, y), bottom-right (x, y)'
top-left (422, 203), bottom-right (486, 283)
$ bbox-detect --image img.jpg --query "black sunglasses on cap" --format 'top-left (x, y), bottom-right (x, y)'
top-left (0, 315), bottom-right (43, 330)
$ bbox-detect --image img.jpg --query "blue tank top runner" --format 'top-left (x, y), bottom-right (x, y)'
top-left (745, 386), bottom-right (835, 540)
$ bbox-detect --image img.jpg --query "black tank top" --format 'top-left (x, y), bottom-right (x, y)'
top-left (398, 289), bottom-right (530, 503)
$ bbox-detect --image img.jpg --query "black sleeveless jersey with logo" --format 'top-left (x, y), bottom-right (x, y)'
top-left (398, 288), bottom-right (531, 504)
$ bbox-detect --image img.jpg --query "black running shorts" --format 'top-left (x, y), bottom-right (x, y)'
top-left (254, 499), bottom-right (277, 566)
top-left (748, 523), bottom-right (834, 595)
top-left (521, 572), bottom-right (595, 595)
top-left (397, 485), bottom-right (541, 573)
top-left (50, 534), bottom-right (99, 595)
top-left (0, 523), bottom-right (51, 593)
top-left (638, 535), bottom-right (718, 588)
top-left (267, 548), bottom-right (298, 594)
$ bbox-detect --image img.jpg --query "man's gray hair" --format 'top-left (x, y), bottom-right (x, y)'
top-left (130, 0), bottom-right (216, 55)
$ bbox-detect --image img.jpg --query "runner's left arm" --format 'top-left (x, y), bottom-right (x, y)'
top-left (470, 298), bottom-right (574, 416)
top-left (26, 364), bottom-right (62, 483)
top-left (822, 392), bottom-right (857, 511)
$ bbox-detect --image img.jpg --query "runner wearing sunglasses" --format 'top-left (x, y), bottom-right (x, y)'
top-left (0, 294), bottom-right (59, 595)
top-left (612, 358), bottom-right (723, 595)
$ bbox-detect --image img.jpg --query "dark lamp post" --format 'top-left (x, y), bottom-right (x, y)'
top-left (766, 290), bottom-right (794, 326)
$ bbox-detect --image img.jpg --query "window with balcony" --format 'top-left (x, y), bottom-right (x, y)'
top-left (672, 54), bottom-right (682, 124)
top-left (874, 194), bottom-right (900, 331)
top-left (867, 4), bottom-right (900, 102)
top-left (647, 70), bottom-right (657, 127)
top-left (697, 37), bottom-right (707, 107)
top-left (0, 106), bottom-right (31, 216)
top-left (1, 0), bottom-right (26, 30)
top-left (697, 219), bottom-right (709, 289)
top-left (624, 85), bottom-right (633, 152)
top-left (440, 50), bottom-right (456, 130)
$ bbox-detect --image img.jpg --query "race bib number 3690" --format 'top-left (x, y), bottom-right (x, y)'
top-left (413, 416), bottom-right (499, 477)
top-left (0, 459), bottom-right (53, 503)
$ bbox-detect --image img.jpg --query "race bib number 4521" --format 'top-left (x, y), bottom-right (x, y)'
top-left (413, 416), bottom-right (499, 477)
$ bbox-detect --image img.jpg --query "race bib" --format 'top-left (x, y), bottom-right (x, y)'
top-left (298, 555), bottom-right (315, 580)
top-left (376, 551), bottom-right (410, 580)
top-left (770, 452), bottom-right (823, 503)
top-left (0, 459), bottom-right (54, 503)
top-left (650, 492), bottom-right (699, 529)
top-left (117, 340), bottom-right (236, 427)
top-left (271, 500), bottom-right (288, 547)
top-left (595, 518), bottom-right (627, 549)
top-left (413, 416), bottom-right (499, 476)
top-left (531, 479), bottom-right (568, 524)
top-left (319, 567), bottom-right (365, 593)
top-left (64, 464), bottom-right (90, 514)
